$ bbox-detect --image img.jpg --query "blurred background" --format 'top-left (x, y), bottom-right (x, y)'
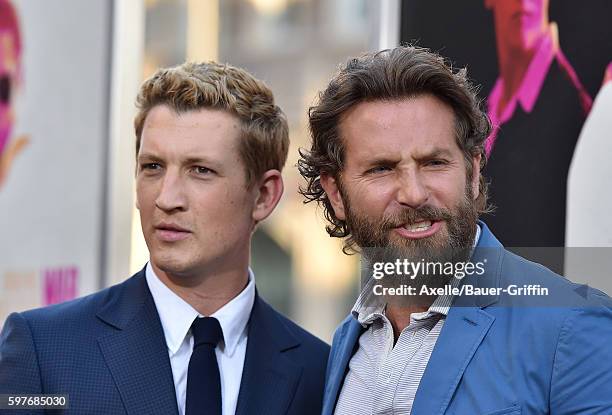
top-left (0, 0), bottom-right (610, 341)
top-left (0, 0), bottom-right (399, 340)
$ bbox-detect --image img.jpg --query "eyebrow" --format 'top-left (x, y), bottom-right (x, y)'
top-left (362, 147), bottom-right (454, 166)
top-left (418, 148), bottom-right (454, 160)
top-left (363, 157), bottom-right (399, 168)
top-left (183, 157), bottom-right (217, 166)
top-left (137, 153), bottom-right (219, 166)
top-left (137, 153), bottom-right (163, 163)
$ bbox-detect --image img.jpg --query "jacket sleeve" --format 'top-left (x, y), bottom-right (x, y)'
top-left (549, 303), bottom-right (612, 414)
top-left (0, 312), bottom-right (44, 395)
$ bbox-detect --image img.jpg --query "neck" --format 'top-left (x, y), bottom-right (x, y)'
top-left (496, 26), bottom-right (550, 113)
top-left (152, 255), bottom-right (250, 316)
top-left (386, 302), bottom-right (431, 343)
top-left (497, 48), bottom-right (535, 113)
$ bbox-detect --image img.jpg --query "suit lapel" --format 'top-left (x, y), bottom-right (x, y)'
top-left (412, 222), bottom-right (503, 414)
top-left (411, 307), bottom-right (494, 414)
top-left (321, 318), bottom-right (364, 415)
top-left (96, 270), bottom-right (179, 415)
top-left (234, 295), bottom-right (303, 415)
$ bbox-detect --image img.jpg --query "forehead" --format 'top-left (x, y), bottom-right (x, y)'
top-left (339, 95), bottom-right (458, 161)
top-left (488, 0), bottom-right (548, 11)
top-left (140, 105), bottom-right (242, 158)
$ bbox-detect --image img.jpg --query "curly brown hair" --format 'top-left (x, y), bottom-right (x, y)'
top-left (298, 46), bottom-right (492, 251)
top-left (134, 61), bottom-right (289, 185)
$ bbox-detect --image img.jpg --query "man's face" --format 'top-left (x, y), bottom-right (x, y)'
top-left (136, 105), bottom-right (257, 279)
top-left (323, 95), bottom-right (480, 263)
top-left (487, 0), bottom-right (549, 52)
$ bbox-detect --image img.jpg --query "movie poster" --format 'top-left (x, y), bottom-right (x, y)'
top-left (0, 0), bottom-right (112, 325)
top-left (401, 0), bottom-right (612, 274)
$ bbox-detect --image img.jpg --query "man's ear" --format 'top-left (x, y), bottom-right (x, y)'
top-left (470, 153), bottom-right (482, 200)
top-left (252, 169), bottom-right (284, 223)
top-left (320, 173), bottom-right (346, 220)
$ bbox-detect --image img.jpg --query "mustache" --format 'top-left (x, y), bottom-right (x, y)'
top-left (379, 205), bottom-right (454, 230)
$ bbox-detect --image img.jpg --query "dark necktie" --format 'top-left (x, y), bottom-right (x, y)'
top-left (186, 316), bottom-right (223, 415)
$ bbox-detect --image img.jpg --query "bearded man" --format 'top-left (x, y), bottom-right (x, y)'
top-left (299, 46), bottom-right (612, 415)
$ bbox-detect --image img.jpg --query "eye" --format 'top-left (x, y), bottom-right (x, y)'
top-left (425, 159), bottom-right (448, 167)
top-left (192, 166), bottom-right (215, 175)
top-left (366, 165), bottom-right (392, 174)
top-left (141, 162), bottom-right (161, 171)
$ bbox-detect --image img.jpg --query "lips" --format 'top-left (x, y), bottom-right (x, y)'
top-left (393, 219), bottom-right (442, 240)
top-left (511, 9), bottom-right (534, 22)
top-left (154, 222), bottom-right (191, 242)
top-left (403, 220), bottom-right (433, 232)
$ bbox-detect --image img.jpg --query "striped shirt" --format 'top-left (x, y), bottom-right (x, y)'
top-left (334, 226), bottom-right (481, 415)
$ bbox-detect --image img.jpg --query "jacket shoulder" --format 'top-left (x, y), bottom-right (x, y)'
top-left (498, 249), bottom-right (612, 307)
top-left (15, 272), bottom-right (143, 332)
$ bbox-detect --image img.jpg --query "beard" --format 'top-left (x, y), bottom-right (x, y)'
top-left (343, 184), bottom-right (479, 307)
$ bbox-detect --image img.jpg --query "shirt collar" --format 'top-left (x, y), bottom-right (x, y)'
top-left (488, 24), bottom-right (559, 127)
top-left (352, 224), bottom-right (482, 325)
top-left (146, 263), bottom-right (255, 357)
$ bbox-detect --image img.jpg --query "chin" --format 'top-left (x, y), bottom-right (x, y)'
top-left (150, 253), bottom-right (194, 277)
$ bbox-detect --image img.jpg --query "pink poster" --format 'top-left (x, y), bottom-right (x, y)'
top-left (43, 266), bottom-right (78, 306)
top-left (0, 0), bottom-right (27, 189)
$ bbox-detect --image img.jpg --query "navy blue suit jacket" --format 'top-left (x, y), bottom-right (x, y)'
top-left (0, 269), bottom-right (329, 414)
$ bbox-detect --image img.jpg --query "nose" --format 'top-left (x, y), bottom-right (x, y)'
top-left (395, 169), bottom-right (429, 209)
top-left (155, 170), bottom-right (187, 212)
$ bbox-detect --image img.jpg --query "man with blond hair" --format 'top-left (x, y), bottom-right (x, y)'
top-left (0, 61), bottom-right (328, 414)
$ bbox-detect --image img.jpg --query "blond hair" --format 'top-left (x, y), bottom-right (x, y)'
top-left (134, 61), bottom-right (289, 184)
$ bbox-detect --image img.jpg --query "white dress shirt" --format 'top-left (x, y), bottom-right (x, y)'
top-left (335, 225), bottom-right (482, 415)
top-left (146, 263), bottom-right (255, 415)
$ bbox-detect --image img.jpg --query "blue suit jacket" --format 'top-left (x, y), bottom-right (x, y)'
top-left (0, 269), bottom-right (329, 414)
top-left (322, 222), bottom-right (612, 415)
